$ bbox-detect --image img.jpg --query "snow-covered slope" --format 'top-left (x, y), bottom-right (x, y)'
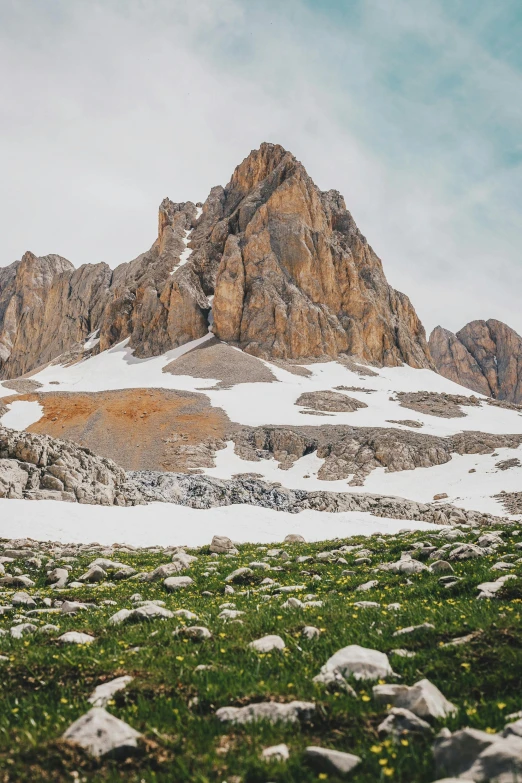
top-left (2, 336), bottom-right (522, 436)
top-left (2, 337), bottom-right (522, 543)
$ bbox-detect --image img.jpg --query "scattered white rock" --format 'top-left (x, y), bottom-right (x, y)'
top-left (305, 746), bottom-right (361, 777)
top-left (356, 580), bottom-right (379, 592)
top-left (373, 678), bottom-right (457, 719)
top-left (163, 576), bottom-right (194, 591)
top-left (378, 707), bottom-right (433, 737)
top-left (393, 623), bottom-right (435, 637)
top-left (314, 644), bottom-right (394, 686)
top-left (58, 632), bottom-right (96, 644)
top-left (249, 635), bottom-right (286, 653)
top-left (10, 622), bottom-right (37, 638)
top-left (174, 626), bottom-right (212, 640)
top-left (216, 700), bottom-right (315, 725)
top-left (88, 676), bottom-right (133, 707)
top-left (261, 743), bottom-right (290, 761)
top-left (210, 535), bottom-right (238, 555)
top-left (63, 707), bottom-right (141, 758)
top-left (224, 567), bottom-right (253, 583)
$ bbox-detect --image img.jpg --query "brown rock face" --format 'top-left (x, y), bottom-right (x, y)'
top-left (429, 320), bottom-right (522, 403)
top-left (0, 143), bottom-right (432, 379)
top-left (0, 201), bottom-right (201, 378)
top-left (211, 145), bottom-right (432, 366)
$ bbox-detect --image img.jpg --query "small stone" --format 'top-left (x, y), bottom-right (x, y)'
top-left (305, 746), bottom-right (361, 777)
top-left (11, 591), bottom-right (36, 609)
top-left (249, 635), bottom-right (285, 653)
top-left (173, 609), bottom-right (198, 620)
top-left (302, 625), bottom-right (320, 640)
top-left (433, 728), bottom-right (501, 777)
top-left (63, 707), bottom-right (141, 758)
top-left (218, 609), bottom-right (244, 620)
top-left (88, 676), bottom-right (133, 707)
top-left (284, 534), bottom-right (305, 544)
top-left (58, 632), bottom-right (96, 644)
top-left (430, 560), bottom-right (454, 574)
top-left (61, 600), bottom-right (89, 615)
top-left (393, 623), bottom-right (435, 637)
top-left (373, 678), bottom-right (456, 719)
top-left (79, 565), bottom-right (107, 583)
top-left (314, 644), bottom-right (394, 684)
top-left (216, 700), bottom-right (315, 725)
top-left (378, 707), bottom-right (433, 737)
top-left (173, 626), bottom-right (212, 640)
top-left (210, 535), bottom-right (238, 555)
top-left (10, 622), bottom-right (37, 638)
top-left (356, 580), bottom-right (379, 592)
top-left (224, 567), bottom-right (253, 583)
top-left (164, 576), bottom-right (194, 591)
top-left (261, 743), bottom-right (290, 761)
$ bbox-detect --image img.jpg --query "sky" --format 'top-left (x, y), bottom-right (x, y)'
top-left (0, 0), bottom-right (521, 337)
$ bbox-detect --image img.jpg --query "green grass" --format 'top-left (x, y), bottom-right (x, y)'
top-left (0, 527), bottom-right (521, 782)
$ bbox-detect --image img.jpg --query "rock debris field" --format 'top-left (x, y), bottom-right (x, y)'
top-left (0, 526), bottom-right (521, 782)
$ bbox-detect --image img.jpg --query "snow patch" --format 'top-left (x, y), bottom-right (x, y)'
top-left (83, 329), bottom-right (100, 351)
top-left (0, 400), bottom-right (43, 431)
top-left (25, 343), bottom-right (522, 438)
top-left (0, 498), bottom-right (437, 548)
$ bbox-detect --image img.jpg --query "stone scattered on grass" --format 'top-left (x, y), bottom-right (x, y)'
top-left (302, 625), bottom-right (320, 639)
top-left (63, 707), bottom-right (141, 758)
top-left (392, 622), bottom-right (435, 637)
top-left (378, 707), bottom-right (433, 737)
top-left (10, 622), bottom-right (37, 638)
top-left (373, 678), bottom-right (457, 720)
top-left (109, 604), bottom-right (174, 625)
top-left (210, 535), bottom-right (238, 555)
top-left (261, 743), bottom-right (290, 761)
top-left (163, 576), bottom-right (194, 591)
top-left (88, 676), bottom-right (134, 707)
top-left (314, 644), bottom-right (395, 687)
top-left (173, 626), bottom-right (212, 640)
top-left (224, 567), bottom-right (253, 583)
top-left (58, 631), bottom-right (96, 644)
top-left (249, 634), bottom-right (286, 653)
top-left (216, 701), bottom-right (315, 725)
top-left (305, 746), bottom-right (361, 778)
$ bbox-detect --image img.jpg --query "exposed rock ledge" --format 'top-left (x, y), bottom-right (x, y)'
top-left (0, 426), bottom-right (510, 528)
top-left (130, 470), bottom-right (508, 528)
top-left (0, 426), bottom-right (144, 506)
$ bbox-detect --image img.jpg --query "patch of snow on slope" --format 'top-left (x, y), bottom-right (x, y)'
top-left (0, 384), bottom-right (14, 400)
top-left (0, 499), bottom-right (437, 547)
top-left (26, 342), bottom-right (522, 436)
top-left (171, 207), bottom-right (202, 275)
top-left (205, 442), bottom-right (522, 519)
top-left (83, 329), bottom-right (100, 351)
top-left (0, 400), bottom-right (43, 430)
top-left (30, 335), bottom-right (216, 394)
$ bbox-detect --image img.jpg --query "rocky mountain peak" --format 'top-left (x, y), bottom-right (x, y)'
top-left (430, 319), bottom-right (522, 403)
top-left (0, 142), bottom-right (434, 379)
top-left (227, 142), bottom-right (295, 198)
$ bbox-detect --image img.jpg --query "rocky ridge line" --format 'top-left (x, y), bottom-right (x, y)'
top-left (1, 143), bottom-right (432, 379)
top-left (129, 470), bottom-right (507, 528)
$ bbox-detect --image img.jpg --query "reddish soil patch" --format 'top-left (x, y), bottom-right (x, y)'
top-left (4, 389), bottom-right (230, 472)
